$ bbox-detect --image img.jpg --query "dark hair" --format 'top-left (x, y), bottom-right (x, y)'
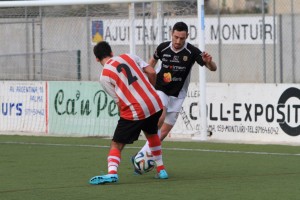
top-left (93, 41), bottom-right (112, 61)
top-left (172, 21), bottom-right (188, 33)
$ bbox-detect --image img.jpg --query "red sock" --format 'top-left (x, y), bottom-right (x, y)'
top-left (156, 165), bottom-right (165, 172)
top-left (146, 134), bottom-right (165, 172)
top-left (147, 134), bottom-right (162, 156)
top-left (107, 148), bottom-right (121, 174)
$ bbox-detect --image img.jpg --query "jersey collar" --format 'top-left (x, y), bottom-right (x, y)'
top-left (170, 41), bottom-right (187, 53)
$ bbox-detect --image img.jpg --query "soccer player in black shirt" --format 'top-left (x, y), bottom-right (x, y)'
top-left (132, 22), bottom-right (217, 174)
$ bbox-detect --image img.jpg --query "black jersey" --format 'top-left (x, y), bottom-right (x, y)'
top-left (154, 41), bottom-right (205, 97)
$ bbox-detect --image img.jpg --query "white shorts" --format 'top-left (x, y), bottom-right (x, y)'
top-left (157, 90), bottom-right (185, 125)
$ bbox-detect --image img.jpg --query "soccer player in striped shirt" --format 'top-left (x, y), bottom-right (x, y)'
top-left (89, 41), bottom-right (168, 185)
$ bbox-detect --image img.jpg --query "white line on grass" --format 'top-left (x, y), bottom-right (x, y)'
top-left (1, 141), bottom-right (300, 157)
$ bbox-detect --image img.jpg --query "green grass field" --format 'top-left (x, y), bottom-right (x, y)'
top-left (1, 135), bottom-right (300, 200)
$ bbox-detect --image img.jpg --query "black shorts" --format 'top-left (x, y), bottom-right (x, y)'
top-left (113, 110), bottom-right (162, 144)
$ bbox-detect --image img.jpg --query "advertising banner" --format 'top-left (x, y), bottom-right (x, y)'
top-left (0, 81), bottom-right (46, 133)
top-left (48, 81), bottom-right (119, 136)
top-left (173, 83), bottom-right (300, 144)
top-left (91, 16), bottom-right (276, 45)
top-left (2, 81), bottom-right (299, 145)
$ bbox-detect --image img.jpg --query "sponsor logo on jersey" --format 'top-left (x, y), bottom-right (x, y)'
top-left (172, 77), bottom-right (182, 81)
top-left (162, 64), bottom-right (169, 68)
top-left (170, 56), bottom-right (180, 63)
top-left (173, 66), bottom-right (186, 71)
top-left (163, 72), bottom-right (172, 83)
top-left (163, 54), bottom-right (171, 57)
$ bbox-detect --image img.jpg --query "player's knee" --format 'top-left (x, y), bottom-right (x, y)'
top-left (164, 112), bottom-right (179, 126)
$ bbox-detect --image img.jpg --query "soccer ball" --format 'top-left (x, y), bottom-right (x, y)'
top-left (133, 151), bottom-right (155, 174)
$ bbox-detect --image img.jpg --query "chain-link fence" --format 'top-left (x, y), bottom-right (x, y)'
top-left (207, 0), bottom-right (300, 84)
top-left (0, 0), bottom-right (299, 83)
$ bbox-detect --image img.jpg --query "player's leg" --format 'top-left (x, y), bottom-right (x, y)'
top-left (90, 118), bottom-right (142, 184)
top-left (137, 91), bottom-right (168, 154)
top-left (157, 106), bottom-right (167, 129)
top-left (160, 112), bottom-right (179, 141)
top-left (142, 110), bottom-right (168, 179)
top-left (89, 141), bottom-right (123, 185)
top-left (137, 107), bottom-right (166, 153)
top-left (144, 132), bottom-right (168, 179)
top-left (107, 141), bottom-right (125, 174)
top-left (159, 96), bottom-right (184, 141)
top-left (144, 133), bottom-right (164, 169)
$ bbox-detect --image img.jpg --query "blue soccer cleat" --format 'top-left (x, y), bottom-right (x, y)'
top-left (155, 169), bottom-right (168, 179)
top-left (131, 155), bottom-right (142, 175)
top-left (89, 174), bottom-right (119, 185)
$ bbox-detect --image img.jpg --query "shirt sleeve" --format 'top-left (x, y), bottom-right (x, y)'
top-left (130, 54), bottom-right (149, 69)
top-left (153, 43), bottom-right (163, 60)
top-left (99, 73), bottom-right (119, 103)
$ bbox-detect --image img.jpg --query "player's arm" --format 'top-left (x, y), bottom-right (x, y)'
top-left (201, 52), bottom-right (217, 71)
top-left (148, 56), bottom-right (158, 69)
top-left (143, 65), bottom-right (156, 86)
top-left (132, 54), bottom-right (157, 87)
top-left (100, 76), bottom-right (121, 111)
top-left (145, 56), bottom-right (158, 86)
top-left (100, 75), bottom-right (119, 103)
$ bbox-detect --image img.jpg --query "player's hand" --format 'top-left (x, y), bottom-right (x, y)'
top-left (201, 52), bottom-right (217, 71)
top-left (201, 52), bottom-right (212, 64)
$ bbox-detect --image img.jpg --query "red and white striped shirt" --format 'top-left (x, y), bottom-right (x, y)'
top-left (100, 54), bottom-right (163, 120)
